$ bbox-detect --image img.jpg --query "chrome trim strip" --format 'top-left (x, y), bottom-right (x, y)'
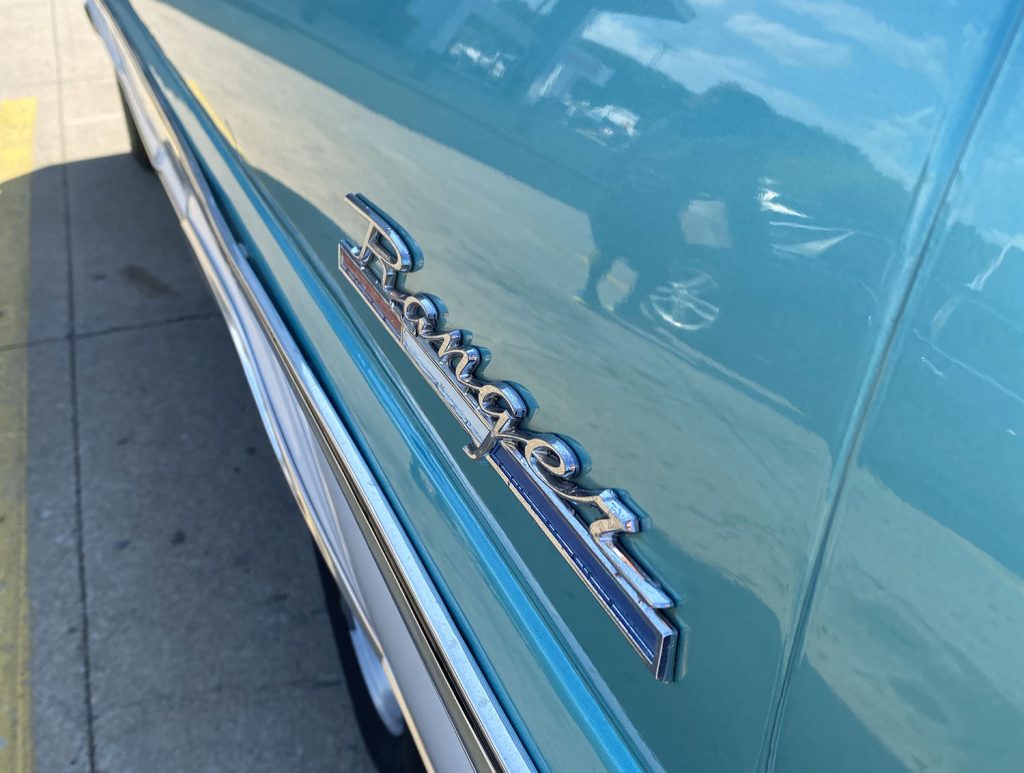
top-left (85, 2), bottom-right (533, 770)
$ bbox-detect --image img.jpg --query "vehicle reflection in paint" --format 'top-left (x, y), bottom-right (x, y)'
top-left (775, 47), bottom-right (1024, 772)
top-left (118, 0), bottom-right (1022, 768)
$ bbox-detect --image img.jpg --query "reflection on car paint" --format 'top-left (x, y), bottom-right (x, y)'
top-left (118, 0), bottom-right (1024, 768)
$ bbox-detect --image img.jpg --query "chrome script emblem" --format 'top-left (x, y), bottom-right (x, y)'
top-left (339, 193), bottom-right (681, 681)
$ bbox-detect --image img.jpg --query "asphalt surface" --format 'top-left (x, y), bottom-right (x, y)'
top-left (1, 1), bottom-right (374, 770)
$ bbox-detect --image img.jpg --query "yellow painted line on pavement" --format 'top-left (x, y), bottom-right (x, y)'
top-left (0, 96), bottom-right (38, 773)
top-left (1, 98), bottom-right (37, 343)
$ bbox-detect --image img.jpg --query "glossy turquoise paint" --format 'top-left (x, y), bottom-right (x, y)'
top-left (107, 0), bottom-right (1024, 769)
top-left (773, 25), bottom-right (1024, 773)
top-left (107, 5), bottom-right (640, 770)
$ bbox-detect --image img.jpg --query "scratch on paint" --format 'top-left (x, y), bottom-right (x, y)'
top-left (186, 78), bottom-right (240, 152)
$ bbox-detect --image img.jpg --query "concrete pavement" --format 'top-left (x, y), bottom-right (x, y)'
top-left (0, 1), bottom-right (373, 770)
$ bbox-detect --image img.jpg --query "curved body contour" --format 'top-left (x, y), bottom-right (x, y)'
top-left (91, 0), bottom-right (1024, 769)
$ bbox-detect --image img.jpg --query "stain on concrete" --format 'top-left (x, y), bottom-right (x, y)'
top-left (119, 265), bottom-right (172, 297)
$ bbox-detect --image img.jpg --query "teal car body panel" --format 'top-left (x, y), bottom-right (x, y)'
top-left (774, 33), bottom-right (1024, 772)
top-left (102, 0), bottom-right (1024, 769)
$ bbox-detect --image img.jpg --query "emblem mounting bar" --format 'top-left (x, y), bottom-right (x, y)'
top-left (339, 193), bottom-right (681, 681)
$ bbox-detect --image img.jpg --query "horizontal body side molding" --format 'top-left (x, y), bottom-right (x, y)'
top-left (340, 193), bottom-right (682, 682)
top-left (84, 1), bottom-right (533, 769)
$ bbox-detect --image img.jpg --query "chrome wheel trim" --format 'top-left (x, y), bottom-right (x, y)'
top-left (349, 619), bottom-right (406, 737)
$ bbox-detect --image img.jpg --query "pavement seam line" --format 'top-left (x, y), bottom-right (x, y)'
top-left (0, 311), bottom-right (222, 355)
top-left (50, 1), bottom-right (98, 768)
top-left (0, 95), bottom-right (38, 773)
